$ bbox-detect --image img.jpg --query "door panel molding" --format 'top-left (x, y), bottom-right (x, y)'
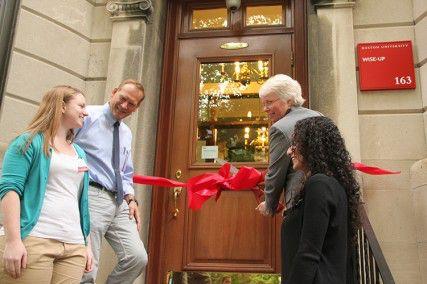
top-left (183, 192), bottom-right (275, 272)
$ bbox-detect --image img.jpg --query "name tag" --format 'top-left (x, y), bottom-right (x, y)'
top-left (77, 158), bottom-right (89, 173)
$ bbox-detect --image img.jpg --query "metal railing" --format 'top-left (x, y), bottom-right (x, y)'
top-left (356, 205), bottom-right (395, 284)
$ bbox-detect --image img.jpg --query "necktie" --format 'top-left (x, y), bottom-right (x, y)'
top-left (113, 121), bottom-right (124, 205)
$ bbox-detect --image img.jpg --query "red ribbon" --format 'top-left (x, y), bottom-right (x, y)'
top-left (133, 163), bottom-right (264, 210)
top-left (352, 162), bottom-right (400, 175)
top-left (133, 162), bottom-right (399, 211)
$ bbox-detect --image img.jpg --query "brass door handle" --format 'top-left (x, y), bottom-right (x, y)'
top-left (172, 187), bottom-right (182, 218)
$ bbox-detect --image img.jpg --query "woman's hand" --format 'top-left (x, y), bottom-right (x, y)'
top-left (1, 191), bottom-right (26, 279)
top-left (3, 238), bottom-right (27, 279)
top-left (85, 243), bottom-right (94, 272)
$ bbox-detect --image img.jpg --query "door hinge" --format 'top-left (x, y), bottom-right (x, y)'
top-left (291, 51), bottom-right (294, 67)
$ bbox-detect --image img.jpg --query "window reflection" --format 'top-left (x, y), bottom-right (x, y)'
top-left (192, 8), bottom-right (228, 30)
top-left (246, 5), bottom-right (283, 26)
top-left (197, 61), bottom-right (270, 163)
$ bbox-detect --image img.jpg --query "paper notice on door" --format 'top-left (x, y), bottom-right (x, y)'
top-left (201, 146), bottom-right (218, 159)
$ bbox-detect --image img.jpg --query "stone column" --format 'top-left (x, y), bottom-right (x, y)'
top-left (97, 1), bottom-right (166, 283)
top-left (104, 0), bottom-right (153, 94)
top-left (411, 159), bottom-right (427, 283)
top-left (309, 0), bottom-right (361, 161)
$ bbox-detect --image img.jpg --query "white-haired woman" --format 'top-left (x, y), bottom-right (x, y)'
top-left (0, 86), bottom-right (93, 283)
top-left (255, 74), bottom-right (321, 280)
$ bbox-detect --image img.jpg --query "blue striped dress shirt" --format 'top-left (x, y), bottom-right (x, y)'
top-left (75, 103), bottom-right (134, 196)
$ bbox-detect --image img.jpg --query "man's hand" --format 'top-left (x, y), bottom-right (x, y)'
top-left (255, 201), bottom-right (270, 217)
top-left (125, 194), bottom-right (141, 231)
top-left (3, 238), bottom-right (27, 279)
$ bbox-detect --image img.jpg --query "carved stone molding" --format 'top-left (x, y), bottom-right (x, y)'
top-left (311, 0), bottom-right (355, 9)
top-left (106, 0), bottom-right (153, 22)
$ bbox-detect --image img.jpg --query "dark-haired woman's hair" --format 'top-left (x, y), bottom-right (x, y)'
top-left (292, 116), bottom-right (361, 246)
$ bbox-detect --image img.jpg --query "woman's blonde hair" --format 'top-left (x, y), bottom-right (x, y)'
top-left (24, 85), bottom-right (84, 155)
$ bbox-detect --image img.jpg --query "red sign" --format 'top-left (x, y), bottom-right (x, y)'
top-left (357, 41), bottom-right (416, 91)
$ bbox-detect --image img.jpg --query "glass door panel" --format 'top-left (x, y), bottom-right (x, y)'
top-left (191, 8), bottom-right (229, 30)
top-left (245, 5), bottom-right (284, 26)
top-left (197, 60), bottom-right (270, 164)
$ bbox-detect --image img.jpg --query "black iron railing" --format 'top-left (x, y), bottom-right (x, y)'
top-left (357, 205), bottom-right (395, 284)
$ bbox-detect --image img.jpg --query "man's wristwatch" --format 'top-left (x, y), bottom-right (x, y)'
top-left (127, 198), bottom-right (139, 206)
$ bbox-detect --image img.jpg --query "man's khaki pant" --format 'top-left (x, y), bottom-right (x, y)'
top-left (81, 186), bottom-right (148, 284)
top-left (0, 236), bottom-right (86, 283)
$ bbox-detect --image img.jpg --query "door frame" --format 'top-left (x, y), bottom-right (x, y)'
top-left (0, 0), bottom-right (21, 106)
top-left (147, 1), bottom-right (309, 283)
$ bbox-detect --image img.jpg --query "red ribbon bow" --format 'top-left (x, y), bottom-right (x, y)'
top-left (133, 163), bottom-right (264, 210)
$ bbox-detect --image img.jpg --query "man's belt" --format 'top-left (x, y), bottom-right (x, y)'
top-left (89, 181), bottom-right (116, 195)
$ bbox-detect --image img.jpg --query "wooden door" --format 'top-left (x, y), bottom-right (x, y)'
top-left (147, 0), bottom-right (308, 282)
top-left (149, 34), bottom-right (292, 283)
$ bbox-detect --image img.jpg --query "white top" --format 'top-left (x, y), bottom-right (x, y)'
top-left (29, 149), bottom-right (85, 244)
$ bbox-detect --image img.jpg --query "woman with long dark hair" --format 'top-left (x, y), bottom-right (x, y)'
top-left (282, 116), bottom-right (360, 283)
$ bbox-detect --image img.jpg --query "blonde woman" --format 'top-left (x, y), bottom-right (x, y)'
top-left (0, 86), bottom-right (93, 283)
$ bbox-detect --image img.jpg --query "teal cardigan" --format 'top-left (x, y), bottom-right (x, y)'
top-left (0, 133), bottom-right (90, 242)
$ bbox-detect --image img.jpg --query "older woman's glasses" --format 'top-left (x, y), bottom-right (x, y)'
top-left (262, 98), bottom-right (280, 108)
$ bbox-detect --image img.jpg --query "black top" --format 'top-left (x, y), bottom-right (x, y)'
top-left (282, 174), bottom-right (349, 284)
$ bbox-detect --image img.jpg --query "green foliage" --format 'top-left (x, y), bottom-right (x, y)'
top-left (173, 271), bottom-right (280, 284)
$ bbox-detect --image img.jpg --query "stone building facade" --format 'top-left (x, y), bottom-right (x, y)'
top-left (0, 0), bottom-right (426, 283)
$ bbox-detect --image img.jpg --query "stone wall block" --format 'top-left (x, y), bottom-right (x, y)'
top-left (413, 0), bottom-right (427, 20)
top-left (14, 10), bottom-right (90, 78)
top-left (365, 190), bottom-right (418, 243)
top-left (91, 6), bottom-right (112, 40)
top-left (379, 242), bottom-right (422, 284)
top-left (415, 17), bottom-right (427, 64)
top-left (421, 64), bottom-right (427, 109)
top-left (413, 187), bottom-right (427, 243)
top-left (418, 243), bottom-right (427, 284)
top-left (353, 0), bottom-right (413, 26)
top-left (85, 81), bottom-right (107, 105)
top-left (0, 97), bottom-right (38, 145)
top-left (411, 159), bottom-right (427, 191)
top-left (361, 159), bottom-right (415, 191)
top-left (21, 0), bottom-right (93, 37)
top-left (88, 42), bottom-right (110, 78)
top-left (424, 112), bottom-right (427, 145)
top-left (5, 52), bottom-right (85, 103)
top-left (359, 114), bottom-right (426, 160)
